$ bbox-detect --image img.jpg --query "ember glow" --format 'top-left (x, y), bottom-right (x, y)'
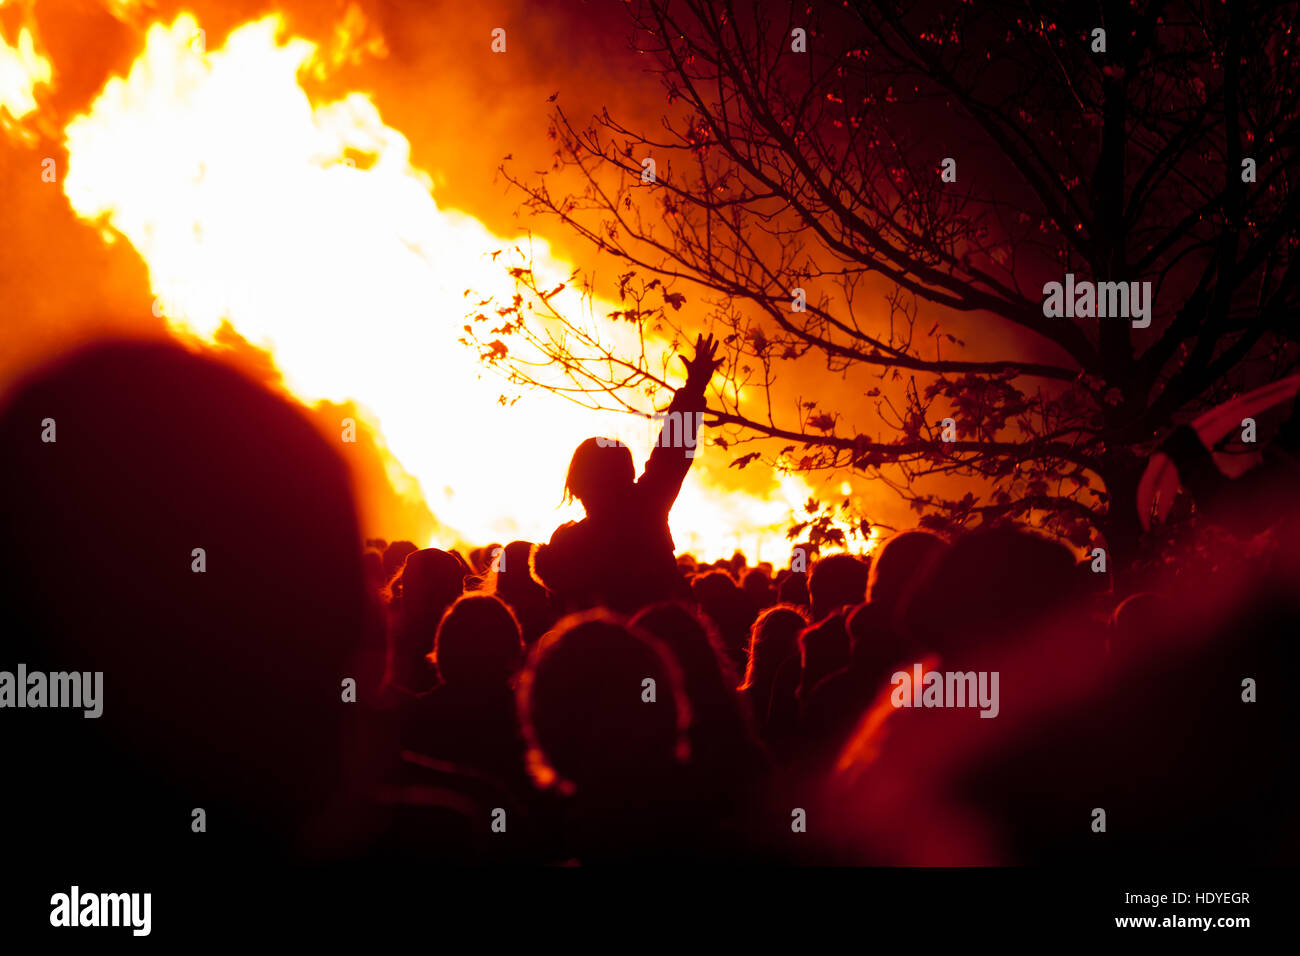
top-left (58, 12), bottom-right (847, 558)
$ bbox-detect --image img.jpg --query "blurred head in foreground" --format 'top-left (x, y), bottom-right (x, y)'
top-left (0, 340), bottom-right (374, 865)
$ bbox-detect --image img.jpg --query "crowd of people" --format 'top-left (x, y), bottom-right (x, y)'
top-left (1, 337), bottom-right (1296, 871)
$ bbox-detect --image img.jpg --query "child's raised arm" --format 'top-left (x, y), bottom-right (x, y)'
top-left (640, 334), bottom-right (723, 512)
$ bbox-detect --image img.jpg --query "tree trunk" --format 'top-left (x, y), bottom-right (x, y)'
top-left (1098, 450), bottom-right (1147, 586)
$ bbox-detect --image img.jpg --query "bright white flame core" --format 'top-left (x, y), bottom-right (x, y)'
top-left (62, 14), bottom-right (826, 559)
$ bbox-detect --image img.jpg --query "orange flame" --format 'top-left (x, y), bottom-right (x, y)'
top-left (0, 5), bottom-right (52, 144)
top-left (60, 12), bottom-right (855, 560)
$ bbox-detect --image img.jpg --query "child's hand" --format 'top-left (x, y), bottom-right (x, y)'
top-left (678, 333), bottom-right (723, 390)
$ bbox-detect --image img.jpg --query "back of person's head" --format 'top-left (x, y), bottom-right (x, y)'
top-left (742, 604), bottom-right (808, 690)
top-left (867, 530), bottom-right (949, 616)
top-left (431, 593), bottom-right (524, 687)
top-left (493, 540), bottom-right (542, 599)
top-left (777, 570), bottom-right (810, 608)
top-left (742, 567), bottom-right (776, 606)
top-left (383, 548), bottom-right (469, 694)
top-left (468, 544), bottom-right (503, 574)
top-left (0, 340), bottom-right (370, 860)
top-left (900, 526), bottom-right (1079, 664)
top-left (809, 553), bottom-right (870, 619)
top-left (691, 567), bottom-right (740, 602)
top-left (632, 602), bottom-right (739, 704)
top-left (564, 437), bottom-right (635, 513)
top-left (690, 568), bottom-right (757, 665)
top-left (517, 611), bottom-right (688, 796)
top-left (632, 602), bottom-right (767, 797)
top-left (383, 540), bottom-right (418, 581)
top-left (395, 547), bottom-right (467, 612)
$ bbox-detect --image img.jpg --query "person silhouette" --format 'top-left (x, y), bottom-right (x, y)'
top-left (532, 333), bottom-right (723, 614)
top-left (0, 340), bottom-right (384, 875)
top-left (482, 540), bottom-right (557, 645)
top-left (1156, 401), bottom-right (1300, 536)
top-left (382, 548), bottom-right (471, 698)
top-left (400, 594), bottom-right (530, 794)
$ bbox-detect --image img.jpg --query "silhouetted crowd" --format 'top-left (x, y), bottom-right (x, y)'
top-left (2, 340), bottom-right (1297, 871)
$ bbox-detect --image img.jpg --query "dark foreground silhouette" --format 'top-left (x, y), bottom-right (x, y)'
top-left (1, 339), bottom-right (1297, 869)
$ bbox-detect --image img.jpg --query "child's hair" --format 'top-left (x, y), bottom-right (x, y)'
top-left (564, 437), bottom-right (635, 505)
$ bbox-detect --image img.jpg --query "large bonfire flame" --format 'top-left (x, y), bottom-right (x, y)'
top-left (18, 8), bottom-right (858, 559)
top-left (0, 3), bottom-right (51, 143)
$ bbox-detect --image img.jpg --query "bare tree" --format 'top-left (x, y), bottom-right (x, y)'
top-left (465, 0), bottom-right (1299, 561)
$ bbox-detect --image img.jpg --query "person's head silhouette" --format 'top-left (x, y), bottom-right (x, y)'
top-left (564, 437), bottom-right (635, 516)
top-left (867, 530), bottom-right (949, 618)
top-left (0, 339), bottom-right (375, 864)
top-left (900, 527), bottom-right (1078, 665)
top-left (431, 593), bottom-right (524, 688)
top-left (742, 605), bottom-right (808, 690)
top-left (517, 611), bottom-right (689, 797)
top-left (809, 553), bottom-right (870, 621)
top-left (493, 540), bottom-right (543, 601)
